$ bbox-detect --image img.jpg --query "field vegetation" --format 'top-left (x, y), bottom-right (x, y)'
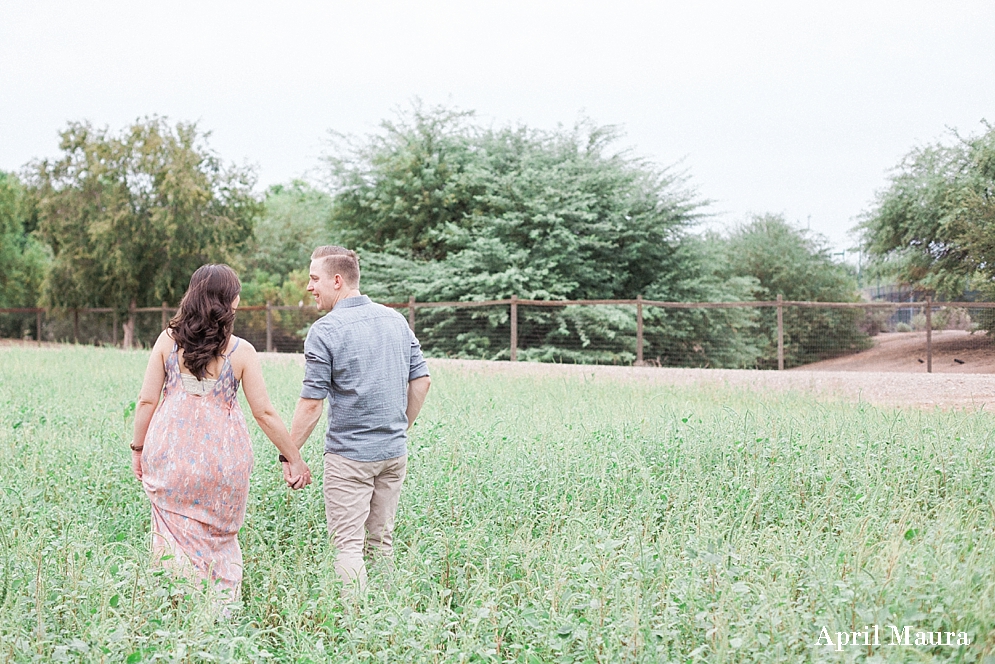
top-left (1, 346), bottom-right (993, 662)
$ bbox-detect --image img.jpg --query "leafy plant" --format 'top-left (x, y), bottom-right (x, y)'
top-left (0, 347), bottom-right (992, 661)
top-left (322, 103), bottom-right (761, 366)
top-left (28, 118), bottom-right (261, 346)
top-left (859, 122), bottom-right (995, 300)
top-left (0, 171), bottom-right (47, 313)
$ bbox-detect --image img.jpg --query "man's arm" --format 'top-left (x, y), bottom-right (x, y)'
top-left (283, 397), bottom-right (324, 487)
top-left (290, 397), bottom-right (325, 450)
top-left (406, 376), bottom-right (431, 430)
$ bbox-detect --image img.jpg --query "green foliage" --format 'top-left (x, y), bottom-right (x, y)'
top-left (327, 106), bottom-right (479, 261)
top-left (326, 104), bottom-right (761, 366)
top-left (860, 123), bottom-right (995, 297)
top-left (238, 269), bottom-right (310, 307)
top-left (722, 214), bottom-right (868, 367)
top-left (0, 171), bottom-right (47, 309)
top-left (238, 181), bottom-right (336, 308)
top-left (244, 181), bottom-right (335, 284)
top-left (639, 236), bottom-right (763, 368)
top-left (724, 215), bottom-right (853, 302)
top-left (1, 347), bottom-right (992, 661)
top-left (328, 104), bottom-right (703, 299)
top-left (29, 118), bottom-right (261, 311)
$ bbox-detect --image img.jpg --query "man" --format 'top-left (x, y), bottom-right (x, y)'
top-left (285, 245), bottom-right (431, 591)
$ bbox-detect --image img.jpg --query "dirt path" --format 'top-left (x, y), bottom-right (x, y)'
top-left (4, 340), bottom-right (991, 411)
top-left (799, 330), bottom-right (995, 374)
top-left (420, 358), bottom-right (995, 411)
top-left (253, 352), bottom-right (995, 411)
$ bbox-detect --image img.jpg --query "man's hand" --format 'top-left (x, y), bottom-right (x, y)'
top-left (282, 458), bottom-right (312, 490)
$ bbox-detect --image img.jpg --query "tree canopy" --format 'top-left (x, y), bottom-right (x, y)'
top-left (245, 181), bottom-right (334, 280)
top-left (322, 104), bottom-right (772, 365)
top-left (722, 214), bottom-right (867, 367)
top-left (238, 181), bottom-right (335, 306)
top-left (860, 123), bottom-right (995, 297)
top-left (3, 107), bottom-right (869, 363)
top-left (725, 214), bottom-right (855, 302)
top-left (30, 118), bottom-right (261, 315)
top-left (326, 104), bottom-right (708, 303)
top-left (0, 171), bottom-right (47, 309)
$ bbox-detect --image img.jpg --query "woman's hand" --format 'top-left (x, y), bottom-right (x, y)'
top-left (132, 449), bottom-right (143, 481)
top-left (282, 458), bottom-right (312, 490)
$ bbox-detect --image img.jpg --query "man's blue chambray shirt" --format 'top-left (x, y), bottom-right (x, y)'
top-left (300, 295), bottom-right (430, 462)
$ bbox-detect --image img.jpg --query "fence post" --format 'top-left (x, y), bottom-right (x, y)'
top-left (161, 301), bottom-right (168, 330)
top-left (776, 294), bottom-right (784, 371)
top-left (510, 295), bottom-right (518, 362)
top-left (73, 308), bottom-right (79, 344)
top-left (635, 295), bottom-right (644, 366)
top-left (36, 309), bottom-right (42, 347)
top-left (112, 310), bottom-right (118, 347)
top-left (265, 302), bottom-right (273, 353)
top-left (925, 295), bottom-right (932, 374)
top-left (124, 299), bottom-right (136, 350)
top-left (408, 296), bottom-right (416, 332)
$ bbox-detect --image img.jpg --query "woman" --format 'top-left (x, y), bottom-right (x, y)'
top-left (129, 264), bottom-right (311, 600)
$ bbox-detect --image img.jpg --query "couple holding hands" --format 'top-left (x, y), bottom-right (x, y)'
top-left (129, 246), bottom-right (431, 600)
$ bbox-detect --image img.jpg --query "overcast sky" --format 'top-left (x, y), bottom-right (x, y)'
top-left (2, 0), bottom-right (994, 254)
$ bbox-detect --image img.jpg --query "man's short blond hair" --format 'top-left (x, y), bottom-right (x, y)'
top-left (311, 246), bottom-right (360, 288)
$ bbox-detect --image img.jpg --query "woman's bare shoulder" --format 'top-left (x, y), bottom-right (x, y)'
top-left (231, 336), bottom-right (256, 355)
top-left (153, 329), bottom-right (174, 352)
top-left (142, 330), bottom-right (174, 368)
top-left (229, 336), bottom-right (257, 372)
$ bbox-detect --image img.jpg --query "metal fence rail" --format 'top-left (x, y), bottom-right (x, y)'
top-left (3, 296), bottom-right (994, 371)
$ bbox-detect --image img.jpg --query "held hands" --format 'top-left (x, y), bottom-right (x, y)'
top-left (282, 457), bottom-right (312, 490)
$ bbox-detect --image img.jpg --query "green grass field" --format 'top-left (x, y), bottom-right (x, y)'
top-left (1, 346), bottom-right (994, 663)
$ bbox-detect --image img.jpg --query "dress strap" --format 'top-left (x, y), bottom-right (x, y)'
top-left (171, 343), bottom-right (178, 353)
top-left (223, 337), bottom-right (241, 358)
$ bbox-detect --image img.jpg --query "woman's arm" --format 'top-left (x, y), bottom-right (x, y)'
top-left (131, 331), bottom-right (170, 480)
top-left (238, 342), bottom-right (312, 489)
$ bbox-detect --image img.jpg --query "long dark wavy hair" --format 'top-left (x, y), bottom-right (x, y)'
top-left (168, 264), bottom-right (241, 379)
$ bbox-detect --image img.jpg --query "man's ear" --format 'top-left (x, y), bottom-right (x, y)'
top-left (333, 273), bottom-right (345, 290)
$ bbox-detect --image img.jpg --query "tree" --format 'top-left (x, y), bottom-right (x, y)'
top-left (244, 181), bottom-right (335, 283)
top-left (860, 123), bottom-right (995, 297)
top-left (0, 172), bottom-right (47, 329)
top-left (327, 105), bottom-right (704, 300)
top-left (323, 103), bottom-right (760, 366)
top-left (326, 105), bottom-right (480, 261)
top-left (238, 180), bottom-right (335, 308)
top-left (30, 118), bottom-right (261, 347)
top-left (723, 214), bottom-right (868, 367)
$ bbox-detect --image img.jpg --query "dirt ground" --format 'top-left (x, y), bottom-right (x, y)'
top-left (4, 338), bottom-right (993, 411)
top-left (419, 358), bottom-right (995, 412)
top-left (253, 352), bottom-right (995, 412)
top-left (799, 330), bottom-right (995, 374)
top-left (253, 329), bottom-right (995, 410)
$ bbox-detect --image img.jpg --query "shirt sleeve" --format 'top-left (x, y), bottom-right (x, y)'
top-left (408, 327), bottom-right (430, 381)
top-left (301, 325), bottom-right (333, 399)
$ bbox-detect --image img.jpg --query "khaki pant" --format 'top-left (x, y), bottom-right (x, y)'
top-left (323, 452), bottom-right (407, 591)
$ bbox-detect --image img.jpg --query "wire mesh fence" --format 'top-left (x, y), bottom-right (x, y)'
top-left (3, 298), bottom-right (993, 371)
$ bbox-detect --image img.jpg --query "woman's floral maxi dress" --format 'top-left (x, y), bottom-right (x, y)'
top-left (141, 339), bottom-right (253, 599)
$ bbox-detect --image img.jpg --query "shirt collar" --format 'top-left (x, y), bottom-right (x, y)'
top-left (334, 295), bottom-right (371, 310)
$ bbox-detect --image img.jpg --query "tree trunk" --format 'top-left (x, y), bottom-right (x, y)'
top-left (122, 299), bottom-right (136, 349)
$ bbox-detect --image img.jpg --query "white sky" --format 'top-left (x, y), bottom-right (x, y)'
top-left (2, 0), bottom-right (994, 254)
